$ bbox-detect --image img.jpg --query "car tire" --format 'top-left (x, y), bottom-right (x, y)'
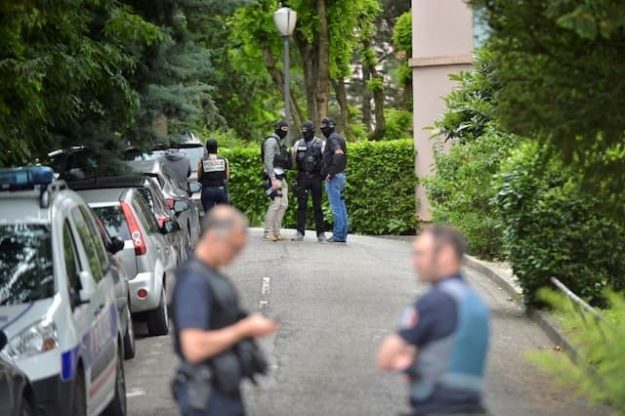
top-left (19, 397), bottom-right (34, 416)
top-left (103, 344), bottom-right (127, 416)
top-left (122, 304), bottom-right (136, 360)
top-left (71, 369), bottom-right (87, 416)
top-left (147, 287), bottom-right (169, 336)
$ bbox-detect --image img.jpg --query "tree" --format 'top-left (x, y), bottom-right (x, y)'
top-left (0, 0), bottom-right (161, 166)
top-left (392, 11), bottom-right (412, 109)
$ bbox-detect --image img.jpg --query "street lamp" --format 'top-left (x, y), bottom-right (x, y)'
top-left (273, 6), bottom-right (297, 145)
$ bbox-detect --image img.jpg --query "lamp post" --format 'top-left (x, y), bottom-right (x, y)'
top-left (273, 6), bottom-right (297, 145)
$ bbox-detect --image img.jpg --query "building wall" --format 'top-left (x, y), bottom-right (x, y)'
top-left (411, 0), bottom-right (474, 221)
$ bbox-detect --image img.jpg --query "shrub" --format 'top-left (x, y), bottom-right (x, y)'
top-left (222, 139), bottom-right (417, 235)
top-left (426, 126), bottom-right (515, 259)
top-left (384, 108), bottom-right (413, 141)
top-left (527, 289), bottom-right (625, 413)
top-left (494, 142), bottom-right (625, 305)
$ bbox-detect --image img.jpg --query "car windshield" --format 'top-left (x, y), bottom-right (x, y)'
top-left (92, 206), bottom-right (131, 241)
top-left (176, 146), bottom-right (206, 172)
top-left (0, 224), bottom-right (54, 306)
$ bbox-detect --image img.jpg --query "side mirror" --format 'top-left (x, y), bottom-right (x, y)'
top-left (108, 237), bottom-right (125, 254)
top-left (78, 271), bottom-right (95, 304)
top-left (174, 200), bottom-right (189, 214)
top-left (188, 181), bottom-right (201, 194)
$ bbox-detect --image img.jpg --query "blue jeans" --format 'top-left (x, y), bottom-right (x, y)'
top-left (325, 173), bottom-right (349, 241)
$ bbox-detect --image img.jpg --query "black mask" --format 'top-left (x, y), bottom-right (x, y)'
top-left (274, 120), bottom-right (288, 139)
top-left (301, 121), bottom-right (315, 141)
top-left (320, 117), bottom-right (336, 138)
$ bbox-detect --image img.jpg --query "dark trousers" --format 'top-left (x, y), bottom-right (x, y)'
top-left (173, 382), bottom-right (245, 416)
top-left (295, 172), bottom-right (324, 235)
top-left (201, 186), bottom-right (229, 213)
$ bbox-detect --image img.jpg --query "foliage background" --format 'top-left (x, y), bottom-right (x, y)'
top-left (223, 139), bottom-right (417, 235)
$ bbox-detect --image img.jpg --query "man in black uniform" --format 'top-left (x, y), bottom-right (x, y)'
top-left (198, 139), bottom-right (229, 213)
top-left (291, 120), bottom-right (327, 242)
top-left (320, 117), bottom-right (349, 243)
top-left (171, 206), bottom-right (279, 416)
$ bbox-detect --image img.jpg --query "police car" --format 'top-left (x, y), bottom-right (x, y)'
top-left (0, 167), bottom-right (127, 415)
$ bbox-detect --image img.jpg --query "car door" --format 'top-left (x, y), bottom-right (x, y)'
top-left (70, 207), bottom-right (118, 414)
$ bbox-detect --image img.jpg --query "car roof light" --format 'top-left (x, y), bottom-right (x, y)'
top-left (0, 166), bottom-right (54, 191)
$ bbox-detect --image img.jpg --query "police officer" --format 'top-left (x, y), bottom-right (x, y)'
top-left (377, 226), bottom-right (490, 416)
top-left (291, 120), bottom-right (326, 242)
top-left (172, 206), bottom-right (279, 416)
top-left (198, 139), bottom-right (229, 213)
top-left (320, 117), bottom-right (349, 243)
top-left (262, 120), bottom-right (291, 241)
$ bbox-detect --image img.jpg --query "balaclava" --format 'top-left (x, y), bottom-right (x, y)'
top-left (320, 117), bottom-right (336, 138)
top-left (274, 120), bottom-right (289, 139)
top-left (301, 120), bottom-right (316, 142)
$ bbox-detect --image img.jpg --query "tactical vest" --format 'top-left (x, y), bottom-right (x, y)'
top-left (408, 278), bottom-right (489, 404)
top-left (199, 156), bottom-right (227, 188)
top-left (260, 135), bottom-right (290, 169)
top-left (295, 138), bottom-right (324, 174)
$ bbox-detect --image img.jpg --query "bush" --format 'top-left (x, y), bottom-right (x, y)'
top-left (222, 139), bottom-right (418, 235)
top-left (494, 142), bottom-right (625, 305)
top-left (426, 126), bottom-right (515, 259)
top-left (527, 289), bottom-right (625, 412)
top-left (384, 109), bottom-right (413, 141)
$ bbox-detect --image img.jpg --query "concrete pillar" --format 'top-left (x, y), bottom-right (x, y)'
top-left (411, 0), bottom-right (474, 222)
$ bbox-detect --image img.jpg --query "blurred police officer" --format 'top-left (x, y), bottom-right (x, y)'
top-left (377, 226), bottom-right (490, 416)
top-left (291, 120), bottom-right (326, 242)
top-left (262, 120), bottom-right (290, 241)
top-left (172, 206), bottom-right (279, 416)
top-left (198, 139), bottom-right (229, 213)
top-left (320, 117), bottom-right (349, 243)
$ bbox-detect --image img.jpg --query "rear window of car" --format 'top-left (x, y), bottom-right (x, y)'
top-left (0, 224), bottom-right (54, 306)
top-left (92, 205), bottom-right (131, 241)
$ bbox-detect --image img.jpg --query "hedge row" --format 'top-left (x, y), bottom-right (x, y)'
top-left (222, 139), bottom-right (418, 235)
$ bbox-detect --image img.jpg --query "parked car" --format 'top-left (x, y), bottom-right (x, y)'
top-left (0, 332), bottom-right (34, 415)
top-left (0, 166), bottom-right (127, 415)
top-left (68, 175), bottom-right (189, 264)
top-left (75, 187), bottom-right (178, 336)
top-left (127, 159), bottom-right (201, 247)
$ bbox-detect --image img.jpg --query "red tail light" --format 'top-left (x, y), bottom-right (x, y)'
top-left (165, 198), bottom-right (175, 210)
top-left (120, 201), bottom-right (147, 256)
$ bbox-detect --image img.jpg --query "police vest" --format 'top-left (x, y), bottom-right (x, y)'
top-left (200, 156), bottom-right (227, 187)
top-left (260, 135), bottom-right (290, 169)
top-left (295, 138), bottom-right (324, 173)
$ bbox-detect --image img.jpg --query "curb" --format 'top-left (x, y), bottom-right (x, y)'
top-left (464, 255), bottom-right (577, 357)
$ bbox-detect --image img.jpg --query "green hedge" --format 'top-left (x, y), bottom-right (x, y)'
top-left (494, 142), bottom-right (625, 305)
top-left (222, 139), bottom-right (418, 235)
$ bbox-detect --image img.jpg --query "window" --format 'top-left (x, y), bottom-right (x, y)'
top-left (0, 224), bottom-right (54, 305)
top-left (63, 220), bottom-right (82, 294)
top-left (72, 208), bottom-right (105, 282)
top-left (92, 205), bottom-right (131, 241)
top-left (133, 194), bottom-right (159, 233)
top-left (79, 207), bottom-right (109, 269)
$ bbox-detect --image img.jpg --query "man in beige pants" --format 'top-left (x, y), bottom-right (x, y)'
top-left (262, 121), bottom-right (290, 241)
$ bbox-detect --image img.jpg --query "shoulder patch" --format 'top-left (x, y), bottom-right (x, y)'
top-left (399, 306), bottom-right (419, 329)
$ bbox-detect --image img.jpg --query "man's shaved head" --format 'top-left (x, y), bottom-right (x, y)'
top-left (412, 225), bottom-right (466, 283)
top-left (196, 206), bottom-right (248, 267)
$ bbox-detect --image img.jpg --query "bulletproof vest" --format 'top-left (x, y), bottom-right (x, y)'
top-left (200, 156), bottom-right (227, 187)
top-left (295, 138), bottom-right (323, 173)
top-left (408, 278), bottom-right (489, 403)
top-left (261, 135), bottom-right (290, 169)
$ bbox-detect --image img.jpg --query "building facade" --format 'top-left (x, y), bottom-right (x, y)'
top-left (411, 0), bottom-right (475, 221)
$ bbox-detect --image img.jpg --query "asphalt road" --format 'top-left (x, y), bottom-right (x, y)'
top-left (124, 230), bottom-right (608, 416)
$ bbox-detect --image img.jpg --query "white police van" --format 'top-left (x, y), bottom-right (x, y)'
top-left (0, 167), bottom-right (127, 415)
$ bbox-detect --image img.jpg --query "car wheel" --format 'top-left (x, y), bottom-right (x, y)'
top-left (122, 304), bottom-right (136, 360)
top-left (71, 369), bottom-right (87, 416)
top-left (19, 397), bottom-right (34, 416)
top-left (103, 344), bottom-right (127, 416)
top-left (147, 287), bottom-right (169, 336)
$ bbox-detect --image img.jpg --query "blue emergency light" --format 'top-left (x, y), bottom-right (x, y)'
top-left (0, 166), bottom-right (54, 191)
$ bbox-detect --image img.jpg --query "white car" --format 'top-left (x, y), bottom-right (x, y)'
top-left (0, 167), bottom-right (127, 415)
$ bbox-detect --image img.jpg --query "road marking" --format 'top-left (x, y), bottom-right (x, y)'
top-left (126, 388), bottom-right (145, 398)
top-left (259, 276), bottom-right (271, 311)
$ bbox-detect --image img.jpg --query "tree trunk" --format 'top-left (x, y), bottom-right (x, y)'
top-left (367, 64), bottom-right (385, 141)
top-left (295, 33), bottom-right (318, 123)
top-left (316, 0), bottom-right (330, 124)
top-left (261, 43), bottom-right (303, 132)
top-left (361, 64), bottom-right (372, 132)
top-left (332, 78), bottom-right (350, 138)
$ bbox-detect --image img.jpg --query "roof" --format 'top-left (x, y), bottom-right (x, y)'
top-left (67, 175), bottom-right (148, 191)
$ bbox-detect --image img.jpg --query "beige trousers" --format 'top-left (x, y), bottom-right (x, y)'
top-left (264, 180), bottom-right (289, 237)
